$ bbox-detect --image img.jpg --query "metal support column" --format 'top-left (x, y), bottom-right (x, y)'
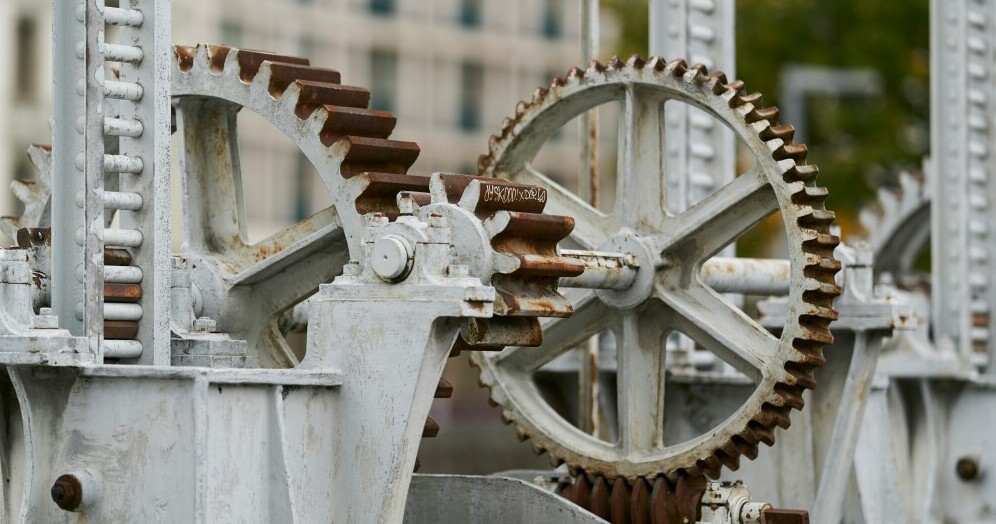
top-left (112, 0), bottom-right (172, 364)
top-left (649, 0), bottom-right (736, 215)
top-left (52, 0), bottom-right (105, 356)
top-left (930, 0), bottom-right (996, 368)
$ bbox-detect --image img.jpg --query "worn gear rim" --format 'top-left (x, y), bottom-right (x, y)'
top-left (171, 44), bottom-right (420, 367)
top-left (471, 56), bottom-right (842, 481)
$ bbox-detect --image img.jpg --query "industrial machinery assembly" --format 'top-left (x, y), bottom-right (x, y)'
top-left (1, 0), bottom-right (994, 522)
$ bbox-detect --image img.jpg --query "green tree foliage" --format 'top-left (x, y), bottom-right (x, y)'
top-left (604, 0), bottom-right (930, 244)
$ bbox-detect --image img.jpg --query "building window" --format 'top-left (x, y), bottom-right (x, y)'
top-left (542, 0), bottom-right (562, 40)
top-left (15, 17), bottom-right (36, 100)
top-left (459, 0), bottom-right (482, 28)
top-left (219, 20), bottom-right (243, 47)
top-left (459, 62), bottom-right (484, 131)
top-left (370, 50), bottom-right (398, 113)
top-left (369, 0), bottom-right (395, 15)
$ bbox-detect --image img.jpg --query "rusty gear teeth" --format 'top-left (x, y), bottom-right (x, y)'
top-left (471, 55), bottom-right (842, 489)
top-left (174, 44), bottom-right (420, 182)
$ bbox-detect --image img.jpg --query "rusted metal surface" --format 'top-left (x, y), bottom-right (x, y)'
top-left (103, 249), bottom-right (133, 266)
top-left (764, 508), bottom-right (811, 524)
top-left (104, 320), bottom-right (139, 340)
top-left (50, 474), bottom-right (83, 512)
top-left (104, 283), bottom-right (142, 303)
top-left (562, 473), bottom-right (704, 524)
top-left (433, 377), bottom-right (453, 398)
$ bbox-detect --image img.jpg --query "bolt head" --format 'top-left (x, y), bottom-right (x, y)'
top-left (51, 475), bottom-right (83, 511)
top-left (956, 456), bottom-right (981, 481)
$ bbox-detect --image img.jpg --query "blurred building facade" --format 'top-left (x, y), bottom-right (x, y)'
top-left (0, 0), bottom-right (596, 240)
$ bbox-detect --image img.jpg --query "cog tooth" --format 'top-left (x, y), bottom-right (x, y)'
top-left (731, 91), bottom-right (762, 109)
top-left (784, 363), bottom-right (819, 389)
top-left (732, 435), bottom-right (759, 460)
top-left (791, 186), bottom-right (829, 206)
top-left (747, 106), bottom-right (780, 125)
top-left (758, 404), bottom-right (792, 429)
top-left (760, 123), bottom-right (795, 143)
top-left (647, 55), bottom-right (667, 71)
top-left (191, 43), bottom-right (215, 73)
top-left (514, 101), bottom-right (528, 118)
top-left (549, 75), bottom-right (565, 89)
top-left (422, 416), bottom-right (440, 438)
top-left (686, 63), bottom-right (709, 82)
top-left (566, 66), bottom-right (585, 81)
top-left (695, 456), bottom-right (722, 479)
top-left (715, 445), bottom-right (741, 471)
top-left (626, 54), bottom-right (646, 69)
top-left (724, 79), bottom-right (746, 95)
top-left (747, 421), bottom-right (776, 446)
top-left (516, 427), bottom-right (529, 442)
top-left (774, 384), bottom-right (807, 411)
top-left (774, 143), bottom-right (808, 162)
top-left (587, 59), bottom-right (607, 74)
top-left (477, 154), bottom-right (494, 176)
top-left (784, 164), bottom-right (819, 183)
top-left (706, 71), bottom-right (729, 94)
top-left (666, 58), bottom-right (688, 77)
top-left (797, 208), bottom-right (836, 229)
top-left (608, 55), bottom-right (625, 70)
top-left (434, 377), bottom-right (453, 398)
top-left (173, 45), bottom-right (196, 71)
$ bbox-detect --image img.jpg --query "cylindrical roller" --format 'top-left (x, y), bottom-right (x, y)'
top-left (103, 228), bottom-right (144, 248)
top-left (104, 340), bottom-right (143, 359)
top-left (104, 248), bottom-right (133, 266)
top-left (104, 117), bottom-right (144, 138)
top-left (101, 43), bottom-right (143, 64)
top-left (105, 283), bottom-right (142, 303)
top-left (104, 81), bottom-right (143, 101)
top-left (700, 257), bottom-right (792, 295)
top-left (104, 320), bottom-right (139, 339)
top-left (75, 302), bottom-right (143, 321)
top-left (102, 191), bottom-right (143, 211)
top-left (104, 154), bottom-right (144, 173)
top-left (105, 266), bottom-right (143, 284)
top-left (103, 6), bottom-right (144, 27)
top-left (559, 249), bottom-right (639, 290)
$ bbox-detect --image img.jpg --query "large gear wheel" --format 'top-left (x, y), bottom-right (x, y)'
top-left (471, 56), bottom-right (841, 502)
top-left (171, 44), bottom-right (420, 367)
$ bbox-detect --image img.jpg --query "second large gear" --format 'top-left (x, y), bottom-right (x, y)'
top-left (471, 56), bottom-right (841, 494)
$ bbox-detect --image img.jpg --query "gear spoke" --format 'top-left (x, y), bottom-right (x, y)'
top-left (616, 85), bottom-right (667, 230)
top-left (653, 166), bottom-right (777, 262)
top-left (655, 281), bottom-right (778, 381)
top-left (514, 165), bottom-right (615, 249)
top-left (175, 100), bottom-right (246, 252)
top-left (613, 304), bottom-right (667, 455)
top-left (497, 290), bottom-right (610, 373)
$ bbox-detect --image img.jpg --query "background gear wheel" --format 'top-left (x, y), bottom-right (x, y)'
top-left (857, 166), bottom-right (930, 283)
top-left (0, 145), bottom-right (52, 242)
top-left (471, 56), bottom-right (841, 490)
